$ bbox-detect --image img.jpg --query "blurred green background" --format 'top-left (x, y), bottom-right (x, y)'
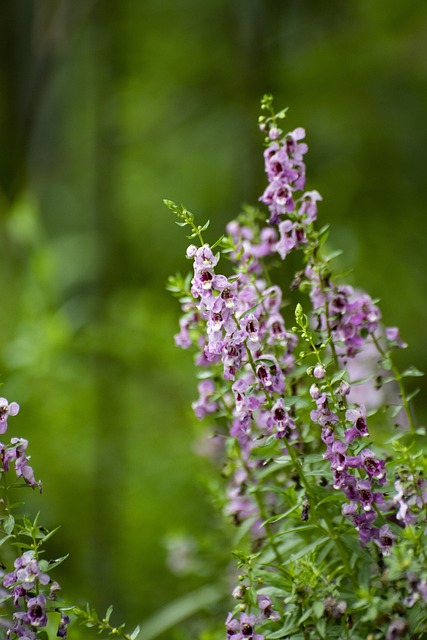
top-left (1, 1), bottom-right (427, 637)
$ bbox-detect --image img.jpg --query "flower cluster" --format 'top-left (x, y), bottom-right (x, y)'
top-left (3, 550), bottom-right (69, 639)
top-left (0, 398), bottom-right (41, 491)
top-left (168, 96), bottom-right (427, 638)
top-left (0, 391), bottom-right (140, 640)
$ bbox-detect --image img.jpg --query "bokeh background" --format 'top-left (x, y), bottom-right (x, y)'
top-left (1, 1), bottom-right (427, 638)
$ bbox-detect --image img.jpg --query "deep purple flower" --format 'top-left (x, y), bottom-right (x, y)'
top-left (226, 612), bottom-right (264, 640)
top-left (374, 524), bottom-right (396, 555)
top-left (310, 392), bottom-right (339, 427)
top-left (57, 614), bottom-right (71, 638)
top-left (355, 478), bottom-right (384, 512)
top-left (359, 448), bottom-right (386, 483)
top-left (344, 405), bottom-right (369, 443)
top-left (324, 440), bottom-right (362, 473)
top-left (23, 595), bottom-right (48, 628)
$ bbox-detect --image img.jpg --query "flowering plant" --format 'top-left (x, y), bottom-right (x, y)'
top-left (0, 404), bottom-right (139, 637)
top-left (167, 95), bottom-right (427, 639)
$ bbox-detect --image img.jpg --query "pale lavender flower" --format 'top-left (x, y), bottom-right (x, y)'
top-left (4, 551), bottom-right (50, 592)
top-left (258, 594), bottom-right (280, 621)
top-left (192, 379), bottom-right (217, 419)
top-left (386, 618), bottom-right (407, 640)
top-left (386, 327), bottom-right (407, 349)
top-left (0, 398), bottom-right (19, 435)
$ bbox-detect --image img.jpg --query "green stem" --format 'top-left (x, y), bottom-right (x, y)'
top-left (282, 435), bottom-right (357, 585)
top-left (238, 452), bottom-right (284, 567)
top-left (372, 334), bottom-right (416, 434)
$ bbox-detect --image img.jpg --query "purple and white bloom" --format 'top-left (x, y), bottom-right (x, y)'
top-left (298, 190), bottom-right (322, 222)
top-left (22, 595), bottom-right (48, 628)
top-left (374, 524), bottom-right (397, 556)
top-left (359, 448), bottom-right (386, 483)
top-left (268, 398), bottom-right (296, 439)
top-left (344, 405), bottom-right (369, 443)
top-left (4, 550), bottom-right (50, 592)
top-left (324, 440), bottom-right (362, 473)
top-left (258, 594), bottom-right (280, 621)
top-left (355, 478), bottom-right (384, 512)
top-left (226, 612), bottom-right (264, 640)
top-left (9, 438), bottom-right (41, 490)
top-left (0, 398), bottom-right (19, 435)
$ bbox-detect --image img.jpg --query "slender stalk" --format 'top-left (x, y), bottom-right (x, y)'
top-left (372, 333), bottom-right (416, 434)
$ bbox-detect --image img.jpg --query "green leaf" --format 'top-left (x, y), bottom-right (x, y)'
top-left (313, 601), bottom-right (324, 619)
top-left (3, 515), bottom-right (15, 535)
top-left (290, 536), bottom-right (329, 561)
top-left (104, 605), bottom-right (114, 623)
top-left (402, 366), bottom-right (424, 378)
top-left (43, 554), bottom-right (69, 571)
top-left (36, 525), bottom-right (61, 543)
top-left (275, 524), bottom-right (319, 538)
top-left (315, 493), bottom-right (345, 508)
top-left (323, 249), bottom-right (343, 262)
top-left (390, 404), bottom-right (403, 418)
top-left (330, 369), bottom-right (348, 384)
top-left (130, 625), bottom-right (140, 640)
top-left (407, 388), bottom-right (421, 402)
top-left (382, 357), bottom-right (393, 371)
top-left (263, 502), bottom-right (301, 525)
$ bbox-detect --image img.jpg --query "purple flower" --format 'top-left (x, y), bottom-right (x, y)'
top-left (374, 524), bottom-right (396, 555)
top-left (192, 379), bottom-right (217, 419)
top-left (344, 405), bottom-right (369, 443)
top-left (324, 440), bottom-right (362, 473)
top-left (268, 399), bottom-right (296, 439)
top-left (258, 594), bottom-right (280, 621)
top-left (225, 612), bottom-right (264, 640)
top-left (57, 614), bottom-right (71, 638)
top-left (313, 364), bottom-right (326, 379)
top-left (298, 190), bottom-right (322, 222)
top-left (0, 398), bottom-right (19, 435)
top-left (23, 595), bottom-right (48, 628)
top-left (310, 392), bottom-right (339, 427)
top-left (4, 551), bottom-right (50, 592)
top-left (359, 448), bottom-right (386, 483)
top-left (385, 327), bottom-right (407, 349)
top-left (10, 439), bottom-right (41, 490)
top-left (386, 618), bottom-right (408, 640)
top-left (355, 478), bottom-right (384, 512)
